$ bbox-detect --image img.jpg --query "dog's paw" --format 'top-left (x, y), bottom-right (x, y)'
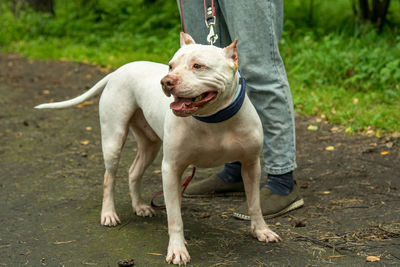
top-left (252, 227), bottom-right (282, 243)
top-left (166, 245), bottom-right (191, 265)
top-left (134, 204), bottom-right (156, 217)
top-left (100, 211), bottom-right (121, 227)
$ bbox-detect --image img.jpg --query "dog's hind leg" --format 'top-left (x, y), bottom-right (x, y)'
top-left (100, 123), bottom-right (128, 226)
top-left (99, 88), bottom-right (134, 226)
top-left (128, 109), bottom-right (161, 217)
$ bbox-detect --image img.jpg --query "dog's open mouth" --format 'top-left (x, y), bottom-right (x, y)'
top-left (170, 91), bottom-right (217, 115)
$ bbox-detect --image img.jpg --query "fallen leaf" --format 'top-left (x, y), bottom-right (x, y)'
top-left (42, 90), bottom-right (50, 95)
top-left (117, 258), bottom-right (135, 267)
top-left (300, 183), bottom-right (310, 189)
top-left (307, 125), bottom-right (318, 131)
top-left (292, 220), bottom-right (306, 227)
top-left (153, 169), bottom-right (161, 174)
top-left (85, 74), bottom-right (92, 79)
top-left (76, 101), bottom-right (93, 108)
top-left (325, 146), bottom-right (335, 151)
top-left (322, 191), bottom-right (331, 194)
top-left (353, 98), bottom-right (359, 104)
top-left (86, 126), bottom-right (92, 131)
top-left (275, 222), bottom-right (281, 226)
top-left (366, 256), bottom-right (380, 262)
top-left (198, 213), bottom-right (211, 218)
top-left (80, 140), bottom-right (90, 145)
top-left (330, 127), bottom-right (339, 133)
top-left (345, 127), bottom-right (352, 133)
top-left (385, 142), bottom-right (394, 148)
top-left (380, 151), bottom-right (389, 155)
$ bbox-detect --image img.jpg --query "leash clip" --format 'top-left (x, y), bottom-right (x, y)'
top-left (205, 7), bottom-right (218, 45)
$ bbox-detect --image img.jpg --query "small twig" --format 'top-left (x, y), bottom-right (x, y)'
top-left (209, 260), bottom-right (238, 267)
top-left (356, 157), bottom-right (393, 169)
top-left (293, 232), bottom-right (348, 254)
top-left (388, 252), bottom-right (400, 261)
top-left (82, 261), bottom-right (97, 266)
top-left (53, 240), bottom-right (76, 245)
top-left (118, 218), bottom-right (133, 230)
top-left (377, 224), bottom-right (400, 237)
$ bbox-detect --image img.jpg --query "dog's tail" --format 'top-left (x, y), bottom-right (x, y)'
top-left (34, 73), bottom-right (111, 109)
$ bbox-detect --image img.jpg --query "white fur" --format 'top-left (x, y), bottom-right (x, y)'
top-left (35, 33), bottom-right (281, 265)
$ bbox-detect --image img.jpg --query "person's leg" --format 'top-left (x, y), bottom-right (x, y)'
top-left (178, 0), bottom-right (303, 216)
top-left (178, 0), bottom-right (246, 197)
top-left (218, 0), bottom-right (296, 177)
top-left (216, 0), bottom-right (303, 218)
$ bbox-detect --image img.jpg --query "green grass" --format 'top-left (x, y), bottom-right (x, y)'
top-left (0, 0), bottom-right (399, 135)
top-left (282, 30), bottom-right (400, 135)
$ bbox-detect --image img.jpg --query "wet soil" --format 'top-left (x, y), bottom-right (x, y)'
top-left (0, 53), bottom-right (399, 266)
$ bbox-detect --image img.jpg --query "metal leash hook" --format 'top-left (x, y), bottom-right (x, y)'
top-left (205, 6), bottom-right (218, 45)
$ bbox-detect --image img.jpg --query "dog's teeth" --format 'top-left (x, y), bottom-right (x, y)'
top-left (194, 95), bottom-right (204, 102)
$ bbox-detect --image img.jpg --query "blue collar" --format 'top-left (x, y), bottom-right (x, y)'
top-left (193, 77), bottom-right (246, 123)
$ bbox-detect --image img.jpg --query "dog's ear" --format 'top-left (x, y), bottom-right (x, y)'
top-left (180, 32), bottom-right (196, 47)
top-left (224, 39), bottom-right (238, 69)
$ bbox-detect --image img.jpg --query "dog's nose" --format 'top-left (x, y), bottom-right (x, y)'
top-left (161, 75), bottom-right (177, 87)
top-left (161, 75), bottom-right (178, 97)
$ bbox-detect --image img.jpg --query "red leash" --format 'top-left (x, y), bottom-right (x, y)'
top-left (150, 167), bottom-right (196, 210)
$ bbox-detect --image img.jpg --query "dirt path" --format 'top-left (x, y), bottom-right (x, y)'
top-left (1, 53), bottom-right (399, 266)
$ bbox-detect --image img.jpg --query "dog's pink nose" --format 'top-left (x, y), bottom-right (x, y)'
top-left (161, 74), bottom-right (179, 97)
top-left (161, 75), bottom-right (177, 87)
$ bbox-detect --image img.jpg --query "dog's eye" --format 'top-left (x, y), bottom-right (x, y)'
top-left (168, 64), bottom-right (173, 71)
top-left (193, 63), bottom-right (203, 69)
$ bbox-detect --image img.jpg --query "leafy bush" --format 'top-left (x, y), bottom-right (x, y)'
top-left (0, 0), bottom-right (399, 133)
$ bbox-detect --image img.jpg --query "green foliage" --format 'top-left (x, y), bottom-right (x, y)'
top-left (0, 0), bottom-right (181, 64)
top-left (0, 0), bottom-right (399, 134)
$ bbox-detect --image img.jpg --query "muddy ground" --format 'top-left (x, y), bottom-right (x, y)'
top-left (0, 53), bottom-right (399, 266)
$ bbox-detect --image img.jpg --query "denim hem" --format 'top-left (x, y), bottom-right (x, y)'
top-left (264, 163), bottom-right (297, 175)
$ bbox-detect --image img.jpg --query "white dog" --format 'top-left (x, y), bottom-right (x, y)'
top-left (35, 33), bottom-right (281, 265)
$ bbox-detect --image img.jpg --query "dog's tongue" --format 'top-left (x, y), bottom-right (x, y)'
top-left (170, 98), bottom-right (195, 111)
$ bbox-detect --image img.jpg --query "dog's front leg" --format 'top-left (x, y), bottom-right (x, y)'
top-left (241, 159), bottom-right (282, 243)
top-left (162, 161), bottom-right (190, 265)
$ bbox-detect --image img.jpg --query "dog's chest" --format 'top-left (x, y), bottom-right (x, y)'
top-left (167, 124), bottom-right (261, 168)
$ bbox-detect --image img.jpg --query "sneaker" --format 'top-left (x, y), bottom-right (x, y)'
top-left (182, 174), bottom-right (245, 198)
top-left (233, 183), bottom-right (304, 220)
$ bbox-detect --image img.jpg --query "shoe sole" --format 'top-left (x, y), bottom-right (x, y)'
top-left (232, 198), bottom-right (305, 221)
top-left (182, 191), bottom-right (245, 198)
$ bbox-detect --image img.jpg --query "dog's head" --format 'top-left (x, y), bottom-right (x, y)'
top-left (161, 32), bottom-right (239, 117)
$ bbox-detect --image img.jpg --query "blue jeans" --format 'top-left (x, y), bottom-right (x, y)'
top-left (177, 0), bottom-right (296, 175)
